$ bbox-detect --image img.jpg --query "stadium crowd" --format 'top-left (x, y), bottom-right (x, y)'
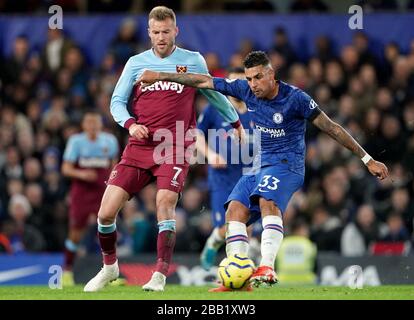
top-left (0, 20), bottom-right (414, 258)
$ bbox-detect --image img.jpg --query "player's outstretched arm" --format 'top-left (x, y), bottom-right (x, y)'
top-left (138, 70), bottom-right (214, 89)
top-left (312, 111), bottom-right (389, 180)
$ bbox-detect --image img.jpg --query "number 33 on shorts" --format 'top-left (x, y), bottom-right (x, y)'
top-left (258, 175), bottom-right (280, 192)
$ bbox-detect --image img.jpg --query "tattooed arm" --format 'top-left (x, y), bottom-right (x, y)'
top-left (138, 70), bottom-right (214, 89)
top-left (312, 111), bottom-right (389, 180)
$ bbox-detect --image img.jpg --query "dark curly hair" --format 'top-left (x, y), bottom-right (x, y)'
top-left (243, 51), bottom-right (270, 69)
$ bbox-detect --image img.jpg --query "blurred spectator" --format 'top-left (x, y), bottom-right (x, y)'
top-left (341, 204), bottom-right (386, 256)
top-left (380, 213), bottom-right (411, 242)
top-left (310, 206), bottom-right (343, 252)
top-left (181, 186), bottom-right (204, 216)
top-left (314, 35), bottom-right (334, 64)
top-left (374, 114), bottom-right (406, 163)
top-left (271, 27), bottom-right (297, 67)
top-left (322, 167), bottom-right (354, 221)
top-left (288, 63), bottom-right (309, 90)
top-left (340, 45), bottom-right (360, 78)
top-left (3, 194), bottom-right (46, 253)
top-left (2, 35), bottom-right (30, 86)
top-left (110, 18), bottom-right (142, 67)
top-left (388, 188), bottom-right (414, 233)
top-left (122, 198), bottom-right (155, 253)
top-left (277, 218), bottom-right (317, 285)
top-left (352, 32), bottom-right (379, 69)
top-left (23, 157), bottom-right (43, 184)
top-left (204, 52), bottom-right (226, 77)
top-left (382, 42), bottom-right (400, 83)
top-left (325, 60), bottom-right (347, 99)
top-left (41, 29), bottom-right (75, 75)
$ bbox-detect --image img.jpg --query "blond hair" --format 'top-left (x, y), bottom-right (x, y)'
top-left (148, 6), bottom-right (176, 24)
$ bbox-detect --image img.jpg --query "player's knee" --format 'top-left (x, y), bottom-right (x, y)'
top-left (97, 208), bottom-right (117, 225)
top-left (156, 191), bottom-right (178, 214)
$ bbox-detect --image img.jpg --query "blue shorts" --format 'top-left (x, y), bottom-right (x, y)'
top-left (224, 165), bottom-right (304, 225)
top-left (210, 188), bottom-right (233, 228)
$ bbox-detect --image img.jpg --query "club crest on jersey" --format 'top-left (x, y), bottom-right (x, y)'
top-left (176, 65), bottom-right (187, 73)
top-left (109, 170), bottom-right (117, 181)
top-left (273, 112), bottom-right (283, 124)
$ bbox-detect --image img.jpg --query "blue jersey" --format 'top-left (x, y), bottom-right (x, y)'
top-left (213, 79), bottom-right (321, 175)
top-left (197, 105), bottom-right (254, 191)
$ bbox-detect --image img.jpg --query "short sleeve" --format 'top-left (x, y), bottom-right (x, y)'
top-left (295, 90), bottom-right (321, 121)
top-left (63, 136), bottom-right (79, 163)
top-left (212, 78), bottom-right (248, 101)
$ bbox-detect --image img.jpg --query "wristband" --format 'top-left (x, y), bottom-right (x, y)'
top-left (231, 119), bottom-right (241, 129)
top-left (361, 154), bottom-right (372, 165)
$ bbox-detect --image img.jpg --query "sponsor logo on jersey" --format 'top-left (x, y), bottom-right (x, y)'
top-left (141, 81), bottom-right (185, 94)
top-left (273, 112), bottom-right (283, 124)
top-left (79, 157), bottom-right (110, 168)
top-left (176, 65), bottom-right (188, 73)
top-left (255, 125), bottom-right (286, 138)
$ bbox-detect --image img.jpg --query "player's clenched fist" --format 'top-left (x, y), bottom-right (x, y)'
top-left (129, 123), bottom-right (149, 140)
top-left (137, 70), bottom-right (159, 87)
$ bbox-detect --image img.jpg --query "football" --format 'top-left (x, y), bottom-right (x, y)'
top-left (218, 254), bottom-right (256, 289)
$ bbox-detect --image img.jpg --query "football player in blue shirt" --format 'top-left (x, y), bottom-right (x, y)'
top-left (196, 67), bottom-right (257, 270)
top-left (138, 51), bottom-right (389, 291)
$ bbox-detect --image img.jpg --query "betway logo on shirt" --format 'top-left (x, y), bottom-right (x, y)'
top-left (141, 81), bottom-right (185, 94)
top-left (79, 157), bottom-right (110, 168)
top-left (255, 125), bottom-right (286, 138)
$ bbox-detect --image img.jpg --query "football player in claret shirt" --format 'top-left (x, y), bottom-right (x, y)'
top-left (61, 112), bottom-right (119, 286)
top-left (83, 6), bottom-right (244, 292)
top-left (138, 50), bottom-right (389, 291)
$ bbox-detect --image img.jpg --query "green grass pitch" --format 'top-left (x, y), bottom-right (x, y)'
top-left (0, 285), bottom-right (413, 300)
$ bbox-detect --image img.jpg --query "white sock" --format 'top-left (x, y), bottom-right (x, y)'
top-left (206, 227), bottom-right (225, 250)
top-left (225, 221), bottom-right (249, 256)
top-left (260, 215), bottom-right (284, 268)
